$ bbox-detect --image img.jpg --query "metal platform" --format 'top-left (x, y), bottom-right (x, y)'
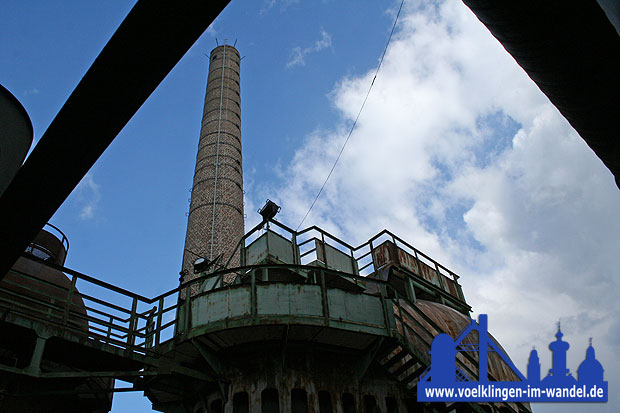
top-left (0, 221), bottom-right (528, 412)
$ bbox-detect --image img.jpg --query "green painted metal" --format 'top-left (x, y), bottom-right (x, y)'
top-left (191, 281), bottom-right (389, 338)
top-left (257, 284), bottom-right (322, 317)
top-left (316, 239), bottom-right (359, 275)
top-left (1, 251), bottom-right (460, 359)
top-left (192, 286), bottom-right (251, 324)
top-left (0, 221), bottom-right (489, 410)
top-left (244, 229), bottom-right (296, 266)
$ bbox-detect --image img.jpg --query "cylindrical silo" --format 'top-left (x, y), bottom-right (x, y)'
top-left (181, 44), bottom-right (244, 285)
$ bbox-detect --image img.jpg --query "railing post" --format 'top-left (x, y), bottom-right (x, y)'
top-left (183, 284), bottom-right (191, 334)
top-left (320, 233), bottom-right (328, 269)
top-left (127, 297), bottom-right (138, 347)
top-left (412, 249), bottom-right (422, 277)
top-left (155, 297), bottom-right (164, 346)
top-left (106, 315), bottom-right (114, 340)
top-left (368, 240), bottom-right (375, 273)
top-left (145, 306), bottom-right (156, 349)
top-left (434, 262), bottom-right (447, 292)
top-left (251, 269), bottom-right (257, 322)
top-left (453, 274), bottom-right (466, 302)
top-left (240, 241), bottom-right (246, 267)
top-left (61, 274), bottom-right (77, 329)
top-left (319, 270), bottom-right (329, 325)
top-left (291, 233), bottom-right (300, 265)
top-left (349, 248), bottom-right (357, 275)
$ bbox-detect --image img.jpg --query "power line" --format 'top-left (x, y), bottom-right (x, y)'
top-left (296, 0), bottom-right (406, 231)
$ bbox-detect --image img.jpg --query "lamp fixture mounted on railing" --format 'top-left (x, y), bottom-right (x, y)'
top-left (258, 199), bottom-right (280, 222)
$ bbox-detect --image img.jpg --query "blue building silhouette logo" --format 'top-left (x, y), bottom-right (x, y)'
top-left (417, 315), bottom-right (608, 402)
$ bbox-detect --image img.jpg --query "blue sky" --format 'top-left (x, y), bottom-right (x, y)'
top-left (3, 1), bottom-right (620, 412)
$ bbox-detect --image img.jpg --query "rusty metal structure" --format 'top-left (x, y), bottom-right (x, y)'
top-left (0, 224), bottom-right (114, 412)
top-left (1, 82), bottom-right (530, 413)
top-left (463, 0), bottom-right (620, 189)
top-left (0, 215), bottom-right (532, 413)
top-left (1, 77), bottom-right (531, 411)
top-left (9, 0), bottom-right (607, 411)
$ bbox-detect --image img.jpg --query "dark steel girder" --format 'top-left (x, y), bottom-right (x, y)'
top-left (463, 0), bottom-right (620, 190)
top-left (0, 0), bottom-right (231, 278)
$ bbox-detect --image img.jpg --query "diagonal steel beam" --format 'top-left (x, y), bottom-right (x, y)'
top-left (0, 0), bottom-right (230, 278)
top-left (463, 1), bottom-right (620, 189)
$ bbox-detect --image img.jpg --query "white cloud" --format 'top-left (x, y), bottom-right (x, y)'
top-left (286, 29), bottom-right (332, 68)
top-left (23, 88), bottom-right (39, 96)
top-left (252, 1), bottom-right (620, 410)
top-left (205, 24), bottom-right (217, 37)
top-left (75, 173), bottom-right (101, 220)
top-left (260, 0), bottom-right (300, 16)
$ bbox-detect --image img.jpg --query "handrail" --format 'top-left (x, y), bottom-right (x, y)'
top-left (1, 221), bottom-right (464, 362)
top-left (237, 220), bottom-right (461, 284)
top-left (44, 222), bottom-right (70, 253)
top-left (0, 244), bottom-right (522, 413)
top-left (1, 254), bottom-right (402, 355)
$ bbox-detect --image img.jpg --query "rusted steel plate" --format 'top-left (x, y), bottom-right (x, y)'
top-left (396, 248), bottom-right (419, 274)
top-left (371, 242), bottom-right (394, 270)
top-left (416, 260), bottom-right (441, 288)
top-left (444, 277), bottom-right (459, 297)
top-left (398, 299), bottom-right (522, 383)
top-left (372, 241), bottom-right (464, 301)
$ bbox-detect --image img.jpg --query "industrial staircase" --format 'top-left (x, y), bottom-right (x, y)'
top-left (370, 296), bottom-right (529, 413)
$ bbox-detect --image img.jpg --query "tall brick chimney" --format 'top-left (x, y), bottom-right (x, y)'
top-left (181, 44), bottom-right (243, 284)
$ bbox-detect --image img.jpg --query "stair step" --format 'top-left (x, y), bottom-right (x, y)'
top-left (391, 358), bottom-right (418, 378)
top-left (382, 348), bottom-right (409, 370)
top-left (401, 365), bottom-right (428, 384)
top-left (376, 341), bottom-right (401, 361)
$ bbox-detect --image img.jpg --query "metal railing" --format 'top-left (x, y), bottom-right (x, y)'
top-left (0, 254), bottom-right (180, 354)
top-left (1, 248), bottom-right (455, 355)
top-left (0, 249), bottom-right (523, 412)
top-left (43, 222), bottom-right (70, 253)
top-left (0, 221), bottom-right (462, 356)
top-left (234, 219), bottom-right (464, 302)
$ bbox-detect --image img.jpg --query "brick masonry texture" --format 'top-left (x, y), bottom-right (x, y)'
top-left (182, 45), bottom-right (243, 288)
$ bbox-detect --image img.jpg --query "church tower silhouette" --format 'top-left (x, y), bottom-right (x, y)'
top-left (577, 339), bottom-right (604, 383)
top-left (543, 323), bottom-right (577, 385)
top-left (527, 347), bottom-right (540, 382)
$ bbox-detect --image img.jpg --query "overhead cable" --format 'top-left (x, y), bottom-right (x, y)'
top-left (296, 0), bottom-right (406, 230)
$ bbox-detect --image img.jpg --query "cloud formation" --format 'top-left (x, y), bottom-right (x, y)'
top-left (251, 1), bottom-right (620, 411)
top-left (75, 173), bottom-right (101, 220)
top-left (286, 29), bottom-right (332, 68)
top-left (260, 0), bottom-right (300, 16)
top-left (23, 88), bottom-right (39, 96)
